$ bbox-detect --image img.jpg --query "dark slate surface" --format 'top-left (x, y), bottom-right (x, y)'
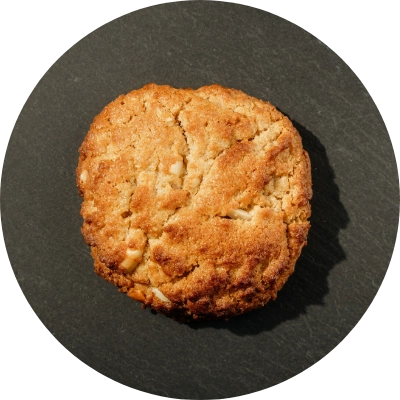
top-left (1, 2), bottom-right (398, 399)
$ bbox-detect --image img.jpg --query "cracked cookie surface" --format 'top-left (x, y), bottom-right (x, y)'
top-left (76, 83), bottom-right (312, 321)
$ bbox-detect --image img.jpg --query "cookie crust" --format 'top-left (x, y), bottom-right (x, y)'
top-left (77, 84), bottom-right (312, 321)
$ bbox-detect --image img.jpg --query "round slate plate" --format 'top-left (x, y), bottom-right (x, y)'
top-left (1, 1), bottom-right (399, 399)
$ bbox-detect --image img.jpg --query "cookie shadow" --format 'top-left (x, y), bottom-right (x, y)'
top-left (187, 121), bottom-right (349, 335)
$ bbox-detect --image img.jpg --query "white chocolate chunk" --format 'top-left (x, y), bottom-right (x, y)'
top-left (191, 177), bottom-right (201, 188)
top-left (169, 160), bottom-right (183, 175)
top-left (121, 249), bottom-right (143, 272)
top-left (152, 288), bottom-right (171, 303)
top-left (121, 257), bottom-right (137, 272)
top-left (126, 249), bottom-right (143, 259)
top-left (227, 209), bottom-right (252, 221)
top-left (80, 170), bottom-right (88, 184)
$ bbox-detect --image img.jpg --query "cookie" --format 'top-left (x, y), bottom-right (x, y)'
top-left (76, 84), bottom-right (312, 321)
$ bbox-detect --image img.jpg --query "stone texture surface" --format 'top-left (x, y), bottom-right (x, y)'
top-left (1, 2), bottom-right (398, 399)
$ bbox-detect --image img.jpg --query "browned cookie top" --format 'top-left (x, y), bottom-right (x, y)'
top-left (77, 83), bottom-right (312, 320)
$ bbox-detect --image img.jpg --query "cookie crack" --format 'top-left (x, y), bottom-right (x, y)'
top-left (152, 99), bottom-right (194, 237)
top-left (176, 107), bottom-right (191, 191)
top-left (123, 185), bottom-right (136, 239)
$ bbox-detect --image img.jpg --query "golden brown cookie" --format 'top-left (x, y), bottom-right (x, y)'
top-left (76, 83), bottom-right (312, 321)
